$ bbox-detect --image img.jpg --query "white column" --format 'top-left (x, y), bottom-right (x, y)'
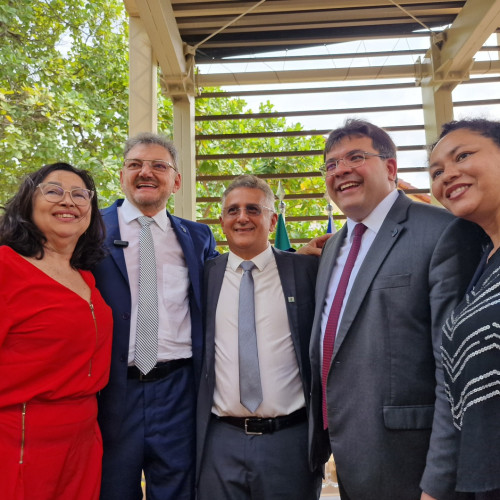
top-left (173, 96), bottom-right (196, 220)
top-left (129, 16), bottom-right (157, 136)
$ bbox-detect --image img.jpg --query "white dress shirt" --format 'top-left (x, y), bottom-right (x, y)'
top-left (118, 199), bottom-right (192, 365)
top-left (212, 245), bottom-right (305, 418)
top-left (320, 189), bottom-right (399, 358)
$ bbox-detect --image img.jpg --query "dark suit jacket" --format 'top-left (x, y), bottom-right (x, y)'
top-left (308, 191), bottom-right (485, 500)
top-left (196, 248), bottom-right (319, 484)
top-left (93, 199), bottom-right (217, 442)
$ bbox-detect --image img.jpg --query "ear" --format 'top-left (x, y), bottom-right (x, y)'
top-left (386, 158), bottom-right (398, 183)
top-left (269, 212), bottom-right (278, 233)
top-left (172, 172), bottom-right (182, 194)
top-left (219, 215), bottom-right (226, 235)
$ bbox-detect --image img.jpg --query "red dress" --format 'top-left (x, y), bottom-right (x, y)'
top-left (0, 246), bottom-right (113, 500)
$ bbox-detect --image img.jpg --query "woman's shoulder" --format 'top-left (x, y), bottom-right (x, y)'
top-left (0, 245), bottom-right (22, 265)
top-left (0, 246), bottom-right (35, 294)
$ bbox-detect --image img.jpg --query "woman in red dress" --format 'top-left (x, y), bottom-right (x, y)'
top-left (0, 162), bottom-right (113, 500)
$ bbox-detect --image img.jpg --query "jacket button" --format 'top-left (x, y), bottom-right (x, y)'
top-left (122, 312), bottom-right (130, 320)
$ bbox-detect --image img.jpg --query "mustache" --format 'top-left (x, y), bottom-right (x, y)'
top-left (135, 176), bottom-right (157, 184)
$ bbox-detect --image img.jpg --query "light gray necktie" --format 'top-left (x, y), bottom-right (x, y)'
top-left (135, 216), bottom-right (158, 375)
top-left (238, 261), bottom-right (263, 412)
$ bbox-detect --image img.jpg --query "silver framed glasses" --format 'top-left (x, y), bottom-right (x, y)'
top-left (37, 183), bottom-right (94, 206)
top-left (123, 158), bottom-right (178, 173)
top-left (222, 204), bottom-right (275, 218)
top-left (320, 151), bottom-right (388, 177)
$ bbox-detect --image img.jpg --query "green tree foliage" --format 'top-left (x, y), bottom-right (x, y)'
top-left (0, 0), bottom-right (129, 205)
top-left (196, 94), bottom-right (333, 244)
top-left (0, 0), bottom-right (336, 244)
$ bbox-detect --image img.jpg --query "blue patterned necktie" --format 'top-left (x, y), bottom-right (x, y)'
top-left (238, 261), bottom-right (263, 412)
top-left (134, 216), bottom-right (159, 375)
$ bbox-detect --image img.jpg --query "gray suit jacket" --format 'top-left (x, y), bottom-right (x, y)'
top-left (308, 191), bottom-right (485, 500)
top-left (196, 247), bottom-right (319, 485)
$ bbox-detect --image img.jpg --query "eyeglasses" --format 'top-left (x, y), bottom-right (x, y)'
top-left (320, 151), bottom-right (388, 177)
top-left (222, 204), bottom-right (275, 218)
top-left (123, 158), bottom-right (178, 173)
top-left (37, 183), bottom-right (94, 206)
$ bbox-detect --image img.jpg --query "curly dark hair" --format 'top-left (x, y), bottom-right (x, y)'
top-left (431, 118), bottom-right (500, 150)
top-left (0, 162), bottom-right (106, 269)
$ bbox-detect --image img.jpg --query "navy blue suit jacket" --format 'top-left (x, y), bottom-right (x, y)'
top-left (93, 199), bottom-right (217, 442)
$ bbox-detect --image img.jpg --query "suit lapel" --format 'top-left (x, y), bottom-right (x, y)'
top-left (273, 249), bottom-right (302, 366)
top-left (102, 201), bottom-right (129, 284)
top-left (332, 192), bottom-right (410, 357)
top-left (310, 225), bottom-right (348, 358)
top-left (204, 254), bottom-right (228, 376)
top-left (315, 226), bottom-right (347, 306)
top-left (168, 213), bottom-right (202, 311)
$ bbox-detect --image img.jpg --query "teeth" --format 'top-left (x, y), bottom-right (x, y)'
top-left (449, 185), bottom-right (468, 198)
top-left (55, 214), bottom-right (76, 218)
top-left (339, 182), bottom-right (359, 191)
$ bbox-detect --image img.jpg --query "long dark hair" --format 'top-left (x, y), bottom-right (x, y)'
top-left (0, 162), bottom-right (106, 269)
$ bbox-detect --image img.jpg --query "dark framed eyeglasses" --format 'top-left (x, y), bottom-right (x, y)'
top-left (222, 204), bottom-right (275, 218)
top-left (320, 151), bottom-right (388, 177)
top-left (123, 158), bottom-right (178, 173)
top-left (37, 183), bottom-right (94, 206)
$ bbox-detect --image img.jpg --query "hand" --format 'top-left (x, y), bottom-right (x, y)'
top-left (421, 492), bottom-right (437, 500)
top-left (297, 233), bottom-right (333, 256)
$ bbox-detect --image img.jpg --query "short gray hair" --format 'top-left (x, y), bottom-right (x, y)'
top-left (221, 175), bottom-right (275, 209)
top-left (124, 132), bottom-right (179, 171)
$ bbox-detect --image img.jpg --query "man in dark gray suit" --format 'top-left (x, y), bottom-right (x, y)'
top-left (196, 175), bottom-right (322, 500)
top-left (308, 119), bottom-right (484, 500)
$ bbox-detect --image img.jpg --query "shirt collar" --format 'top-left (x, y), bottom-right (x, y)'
top-left (120, 198), bottom-right (170, 232)
top-left (346, 189), bottom-right (399, 238)
top-left (227, 244), bottom-right (273, 273)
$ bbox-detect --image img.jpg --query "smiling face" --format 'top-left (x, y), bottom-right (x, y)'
top-left (324, 135), bottom-right (397, 221)
top-left (220, 187), bottom-right (278, 260)
top-left (32, 170), bottom-right (92, 245)
top-left (121, 143), bottom-right (181, 216)
top-left (430, 128), bottom-right (500, 229)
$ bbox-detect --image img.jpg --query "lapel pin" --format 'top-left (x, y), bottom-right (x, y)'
top-left (391, 228), bottom-right (398, 237)
top-left (288, 297), bottom-right (295, 302)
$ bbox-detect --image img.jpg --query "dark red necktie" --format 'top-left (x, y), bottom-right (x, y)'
top-left (322, 223), bottom-right (367, 429)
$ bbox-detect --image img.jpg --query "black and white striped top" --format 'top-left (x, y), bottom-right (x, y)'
top-left (441, 245), bottom-right (500, 492)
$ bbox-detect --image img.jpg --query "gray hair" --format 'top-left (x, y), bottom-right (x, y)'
top-left (124, 132), bottom-right (179, 171)
top-left (221, 175), bottom-right (275, 210)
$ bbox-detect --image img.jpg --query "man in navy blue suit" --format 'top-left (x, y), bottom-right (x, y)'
top-left (93, 133), bottom-right (217, 500)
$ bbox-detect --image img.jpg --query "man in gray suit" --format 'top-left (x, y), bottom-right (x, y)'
top-left (196, 175), bottom-right (322, 500)
top-left (308, 119), bottom-right (484, 500)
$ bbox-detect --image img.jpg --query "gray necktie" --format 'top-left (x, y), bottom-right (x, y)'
top-left (135, 216), bottom-right (158, 375)
top-left (238, 261), bottom-right (263, 412)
